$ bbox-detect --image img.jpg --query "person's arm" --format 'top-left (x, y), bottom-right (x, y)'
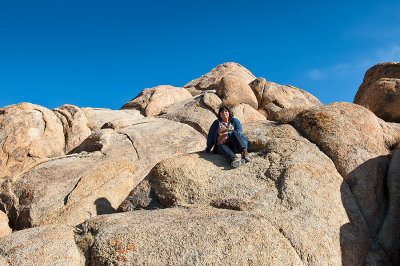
top-left (227, 118), bottom-right (242, 136)
top-left (233, 118), bottom-right (243, 134)
top-left (205, 120), bottom-right (219, 152)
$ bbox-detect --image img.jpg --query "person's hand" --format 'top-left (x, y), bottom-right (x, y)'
top-left (218, 127), bottom-right (228, 135)
top-left (217, 135), bottom-right (228, 145)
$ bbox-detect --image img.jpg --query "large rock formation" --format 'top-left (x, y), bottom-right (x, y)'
top-left (0, 103), bottom-right (65, 181)
top-left (217, 75), bottom-right (258, 109)
top-left (354, 62), bottom-right (400, 122)
top-left (293, 102), bottom-right (400, 236)
top-left (249, 78), bottom-right (322, 120)
top-left (1, 62), bottom-right (400, 265)
top-left (0, 224), bottom-right (85, 265)
top-left (364, 148), bottom-right (400, 264)
top-left (87, 206), bottom-right (303, 265)
top-left (148, 121), bottom-right (369, 265)
top-left (0, 117), bottom-right (205, 230)
top-left (184, 62), bottom-right (256, 94)
top-left (2, 152), bottom-right (136, 230)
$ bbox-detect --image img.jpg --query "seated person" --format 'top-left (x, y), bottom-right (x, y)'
top-left (204, 105), bottom-right (250, 168)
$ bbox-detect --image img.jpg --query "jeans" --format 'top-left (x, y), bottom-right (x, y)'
top-left (215, 131), bottom-right (246, 162)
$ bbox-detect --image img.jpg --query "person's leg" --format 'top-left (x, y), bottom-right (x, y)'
top-left (215, 144), bottom-right (236, 162)
top-left (215, 144), bottom-right (242, 168)
top-left (229, 131), bottom-right (250, 162)
top-left (229, 131), bottom-right (246, 153)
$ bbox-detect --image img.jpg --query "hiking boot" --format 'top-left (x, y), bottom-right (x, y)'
top-left (231, 157), bottom-right (243, 168)
top-left (241, 148), bottom-right (251, 162)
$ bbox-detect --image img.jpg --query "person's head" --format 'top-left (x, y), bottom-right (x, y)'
top-left (217, 105), bottom-right (233, 122)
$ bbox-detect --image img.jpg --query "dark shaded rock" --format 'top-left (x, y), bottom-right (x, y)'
top-left (117, 178), bottom-right (163, 212)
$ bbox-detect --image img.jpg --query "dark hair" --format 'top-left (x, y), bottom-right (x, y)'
top-left (217, 105), bottom-right (233, 121)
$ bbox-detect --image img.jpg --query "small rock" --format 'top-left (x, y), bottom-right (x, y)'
top-left (121, 85), bottom-right (192, 116)
top-left (210, 198), bottom-right (249, 211)
top-left (0, 211), bottom-right (11, 238)
top-left (249, 77), bottom-right (267, 106)
top-left (231, 103), bottom-right (267, 124)
top-left (53, 104), bottom-right (92, 153)
top-left (159, 97), bottom-right (216, 136)
top-left (202, 92), bottom-right (222, 114)
top-left (82, 108), bottom-right (144, 131)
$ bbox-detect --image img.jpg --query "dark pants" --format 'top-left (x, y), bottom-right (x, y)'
top-left (215, 131), bottom-right (246, 162)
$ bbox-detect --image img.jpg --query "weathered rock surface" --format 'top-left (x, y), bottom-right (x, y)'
top-left (0, 103), bottom-right (65, 181)
top-left (293, 102), bottom-right (400, 236)
top-left (248, 77), bottom-right (266, 105)
top-left (202, 91), bottom-right (222, 114)
top-left (354, 62), bottom-right (400, 122)
top-left (217, 75), bottom-right (258, 109)
top-left (1, 117), bottom-right (205, 230)
top-left (159, 96), bottom-right (217, 136)
top-left (184, 62), bottom-right (256, 92)
top-left (0, 211), bottom-right (11, 238)
top-left (365, 148), bottom-right (400, 264)
top-left (53, 104), bottom-right (92, 153)
top-left (267, 107), bottom-right (306, 124)
top-left (249, 79), bottom-right (321, 120)
top-left (81, 107), bottom-right (144, 131)
top-left (148, 121), bottom-right (369, 265)
top-left (87, 206), bottom-right (303, 265)
top-left (0, 224), bottom-right (85, 265)
top-left (121, 85), bottom-right (192, 116)
top-left (1, 152), bottom-right (136, 230)
top-left (110, 118), bottom-right (206, 171)
top-left (0, 124), bottom-right (139, 230)
top-left (231, 103), bottom-right (267, 124)
top-left (3, 62), bottom-right (400, 265)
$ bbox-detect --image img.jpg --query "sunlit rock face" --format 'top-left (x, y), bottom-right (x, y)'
top-left (354, 62), bottom-right (400, 122)
top-left (1, 62), bottom-right (400, 265)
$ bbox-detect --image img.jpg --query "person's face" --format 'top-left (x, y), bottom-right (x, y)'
top-left (220, 109), bottom-right (229, 121)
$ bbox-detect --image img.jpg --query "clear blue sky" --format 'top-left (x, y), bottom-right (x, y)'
top-left (1, 0), bottom-right (399, 110)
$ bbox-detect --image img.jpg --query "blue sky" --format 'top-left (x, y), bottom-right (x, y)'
top-left (1, 0), bottom-right (399, 110)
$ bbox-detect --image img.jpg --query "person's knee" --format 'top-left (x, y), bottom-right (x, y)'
top-left (231, 131), bottom-right (240, 137)
top-left (216, 145), bottom-right (229, 154)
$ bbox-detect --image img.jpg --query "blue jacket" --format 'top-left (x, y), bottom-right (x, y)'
top-left (206, 117), bottom-right (248, 152)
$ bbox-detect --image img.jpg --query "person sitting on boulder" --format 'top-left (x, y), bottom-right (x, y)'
top-left (204, 105), bottom-right (250, 168)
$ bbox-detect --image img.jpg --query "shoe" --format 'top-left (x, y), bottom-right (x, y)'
top-left (231, 157), bottom-right (242, 168)
top-left (241, 148), bottom-right (251, 163)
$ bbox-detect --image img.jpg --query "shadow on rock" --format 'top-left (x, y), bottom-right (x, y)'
top-left (117, 176), bottom-right (164, 212)
top-left (362, 149), bottom-right (400, 265)
top-left (197, 153), bottom-right (232, 171)
top-left (340, 155), bottom-right (392, 265)
top-left (94, 198), bottom-right (115, 215)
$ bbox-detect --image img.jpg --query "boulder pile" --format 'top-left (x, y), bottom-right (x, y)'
top-left (0, 62), bottom-right (399, 265)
